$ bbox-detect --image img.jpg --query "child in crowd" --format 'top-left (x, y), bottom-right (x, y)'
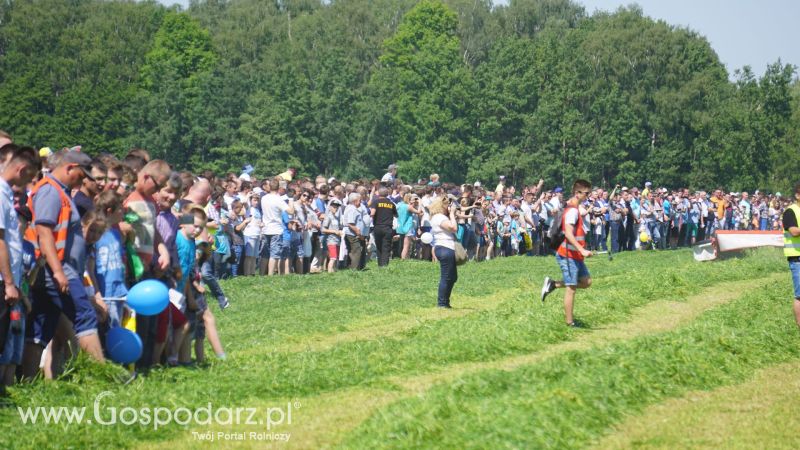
top-left (322, 199), bottom-right (344, 273)
top-left (194, 242), bottom-right (226, 362)
top-left (177, 205), bottom-right (225, 363)
top-left (0, 206), bottom-right (35, 388)
top-left (227, 199), bottom-right (246, 276)
top-left (153, 175), bottom-right (190, 366)
top-left (242, 194), bottom-right (262, 276)
top-left (92, 191), bottom-right (127, 328)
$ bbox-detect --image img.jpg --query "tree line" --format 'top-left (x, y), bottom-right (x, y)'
top-left (1, 0), bottom-right (798, 192)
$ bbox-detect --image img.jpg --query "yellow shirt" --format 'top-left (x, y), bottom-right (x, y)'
top-left (710, 197), bottom-right (726, 220)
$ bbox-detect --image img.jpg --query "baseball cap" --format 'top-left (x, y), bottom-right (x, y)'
top-left (329, 199), bottom-right (342, 207)
top-left (39, 147), bottom-right (53, 158)
top-left (645, 181), bottom-right (652, 187)
top-left (239, 173), bottom-right (252, 182)
top-left (473, 181), bottom-right (481, 187)
top-left (621, 186), bottom-right (629, 191)
top-left (241, 164), bottom-right (255, 175)
top-left (387, 163), bottom-right (398, 170)
top-left (62, 150), bottom-right (95, 181)
top-left (553, 187), bottom-right (563, 193)
top-left (327, 177), bottom-right (337, 184)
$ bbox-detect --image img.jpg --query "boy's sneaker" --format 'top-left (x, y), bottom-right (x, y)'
top-left (567, 319), bottom-right (586, 328)
top-left (541, 277), bottom-right (556, 303)
top-left (220, 298), bottom-right (230, 310)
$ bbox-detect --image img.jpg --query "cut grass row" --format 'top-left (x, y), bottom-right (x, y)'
top-left (0, 249), bottom-right (789, 448)
top-left (594, 360), bottom-right (800, 449)
top-left (151, 275), bottom-right (775, 450)
top-left (342, 268), bottom-right (799, 449)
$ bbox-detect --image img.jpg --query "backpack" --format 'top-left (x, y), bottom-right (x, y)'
top-left (547, 208), bottom-right (565, 251)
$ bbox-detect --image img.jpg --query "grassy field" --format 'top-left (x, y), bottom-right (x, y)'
top-left (1, 248), bottom-right (798, 449)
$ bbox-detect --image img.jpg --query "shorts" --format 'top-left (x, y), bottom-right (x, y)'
top-left (290, 239), bottom-right (304, 258)
top-left (556, 254), bottom-right (591, 287)
top-left (790, 260), bottom-right (800, 299)
top-left (156, 303), bottom-right (189, 343)
top-left (186, 293), bottom-right (208, 340)
top-left (261, 234), bottom-right (283, 260)
top-left (0, 309), bottom-right (24, 365)
top-left (327, 243), bottom-right (339, 260)
top-left (27, 274), bottom-right (99, 346)
top-left (686, 222), bottom-right (698, 237)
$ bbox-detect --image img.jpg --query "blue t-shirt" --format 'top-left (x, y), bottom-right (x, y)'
top-left (313, 198), bottom-right (326, 215)
top-left (396, 201), bottom-right (412, 234)
top-left (94, 229), bottom-right (128, 299)
top-left (176, 231), bottom-right (196, 293)
top-left (631, 198), bottom-right (641, 220)
top-left (281, 211), bottom-right (292, 242)
top-left (689, 201), bottom-right (701, 224)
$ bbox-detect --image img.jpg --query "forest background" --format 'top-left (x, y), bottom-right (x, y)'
top-left (1, 0), bottom-right (798, 192)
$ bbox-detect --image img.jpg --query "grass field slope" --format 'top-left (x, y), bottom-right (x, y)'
top-left (1, 248), bottom-right (798, 449)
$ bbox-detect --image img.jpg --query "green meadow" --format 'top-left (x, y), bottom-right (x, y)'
top-left (1, 248), bottom-right (798, 449)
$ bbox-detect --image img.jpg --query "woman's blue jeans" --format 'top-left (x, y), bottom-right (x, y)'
top-left (434, 246), bottom-right (458, 307)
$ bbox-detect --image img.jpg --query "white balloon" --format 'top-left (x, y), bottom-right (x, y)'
top-left (421, 232), bottom-right (433, 244)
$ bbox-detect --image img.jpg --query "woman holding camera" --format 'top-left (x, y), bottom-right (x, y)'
top-left (429, 197), bottom-right (458, 308)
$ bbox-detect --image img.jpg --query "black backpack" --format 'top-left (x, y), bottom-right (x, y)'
top-left (547, 207), bottom-right (565, 251)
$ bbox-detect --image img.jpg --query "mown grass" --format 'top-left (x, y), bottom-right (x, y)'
top-left (343, 259), bottom-right (799, 448)
top-left (0, 248), bottom-right (791, 449)
top-left (594, 360), bottom-right (800, 449)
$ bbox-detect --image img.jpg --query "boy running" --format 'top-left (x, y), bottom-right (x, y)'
top-left (541, 179), bottom-right (594, 327)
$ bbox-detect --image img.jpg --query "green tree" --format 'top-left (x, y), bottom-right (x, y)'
top-left (134, 11), bottom-right (217, 166)
top-left (358, 0), bottom-right (476, 182)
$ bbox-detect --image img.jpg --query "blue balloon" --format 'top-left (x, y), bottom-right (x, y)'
top-left (106, 327), bottom-right (143, 364)
top-left (127, 279), bottom-right (169, 315)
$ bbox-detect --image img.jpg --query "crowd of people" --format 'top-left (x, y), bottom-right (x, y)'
top-left (0, 126), bottom-right (795, 389)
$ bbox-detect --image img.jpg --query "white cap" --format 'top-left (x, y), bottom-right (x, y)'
top-left (473, 181), bottom-right (481, 187)
top-left (239, 173), bottom-right (252, 182)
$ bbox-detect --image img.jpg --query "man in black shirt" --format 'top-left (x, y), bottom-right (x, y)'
top-left (370, 187), bottom-right (397, 267)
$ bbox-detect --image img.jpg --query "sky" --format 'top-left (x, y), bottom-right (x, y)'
top-left (159, 0), bottom-right (799, 78)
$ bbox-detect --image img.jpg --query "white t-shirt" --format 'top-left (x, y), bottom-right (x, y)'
top-left (243, 206), bottom-right (262, 237)
top-left (261, 193), bottom-right (289, 235)
top-left (520, 201), bottom-right (533, 228)
top-left (431, 213), bottom-right (456, 250)
top-left (563, 207), bottom-right (580, 230)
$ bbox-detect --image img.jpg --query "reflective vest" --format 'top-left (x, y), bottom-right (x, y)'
top-left (24, 176), bottom-right (72, 261)
top-left (784, 204), bottom-right (800, 258)
top-left (557, 205), bottom-right (586, 261)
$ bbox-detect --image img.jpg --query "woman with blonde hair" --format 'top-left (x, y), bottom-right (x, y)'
top-left (429, 197), bottom-right (458, 308)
